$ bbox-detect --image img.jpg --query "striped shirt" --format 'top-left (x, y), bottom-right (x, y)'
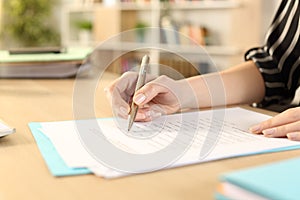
top-left (245, 0), bottom-right (300, 109)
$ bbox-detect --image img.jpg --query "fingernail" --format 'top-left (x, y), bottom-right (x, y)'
top-left (134, 93), bottom-right (146, 104)
top-left (262, 128), bottom-right (275, 137)
top-left (120, 106), bottom-right (129, 116)
top-left (287, 132), bottom-right (299, 141)
top-left (145, 110), bottom-right (162, 119)
top-left (152, 112), bottom-right (162, 119)
top-left (145, 110), bottom-right (151, 117)
top-left (136, 112), bottom-right (146, 120)
top-left (250, 124), bottom-right (261, 133)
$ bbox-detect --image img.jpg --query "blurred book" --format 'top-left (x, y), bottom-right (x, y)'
top-left (160, 15), bottom-right (180, 45)
top-left (0, 47), bottom-right (92, 78)
top-left (216, 157), bottom-right (300, 200)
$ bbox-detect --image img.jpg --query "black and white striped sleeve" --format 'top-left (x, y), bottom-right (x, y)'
top-left (245, 0), bottom-right (300, 108)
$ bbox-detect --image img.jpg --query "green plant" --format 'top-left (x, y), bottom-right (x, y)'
top-left (75, 20), bottom-right (93, 31)
top-left (134, 21), bottom-right (148, 42)
top-left (2, 0), bottom-right (60, 47)
top-left (135, 22), bottom-right (147, 29)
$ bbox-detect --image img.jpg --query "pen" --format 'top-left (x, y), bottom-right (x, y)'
top-left (128, 55), bottom-right (150, 131)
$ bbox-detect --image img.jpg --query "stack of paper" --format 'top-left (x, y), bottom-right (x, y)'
top-left (0, 47), bottom-right (92, 78)
top-left (29, 107), bottom-right (300, 179)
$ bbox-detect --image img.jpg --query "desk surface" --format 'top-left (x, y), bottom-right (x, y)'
top-left (0, 73), bottom-right (299, 200)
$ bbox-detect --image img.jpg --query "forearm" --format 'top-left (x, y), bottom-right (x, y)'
top-left (184, 61), bottom-right (265, 108)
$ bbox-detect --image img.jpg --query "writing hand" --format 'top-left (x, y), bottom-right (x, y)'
top-left (105, 72), bottom-right (197, 122)
top-left (104, 72), bottom-right (156, 119)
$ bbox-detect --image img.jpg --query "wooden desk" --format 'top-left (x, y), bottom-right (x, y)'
top-left (0, 73), bottom-right (299, 200)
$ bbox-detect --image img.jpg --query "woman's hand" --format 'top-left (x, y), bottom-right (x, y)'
top-left (105, 72), bottom-right (198, 122)
top-left (250, 107), bottom-right (300, 141)
top-left (105, 71), bottom-right (155, 120)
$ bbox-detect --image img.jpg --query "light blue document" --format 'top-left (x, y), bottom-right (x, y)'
top-left (220, 157), bottom-right (300, 199)
top-left (28, 122), bottom-right (91, 176)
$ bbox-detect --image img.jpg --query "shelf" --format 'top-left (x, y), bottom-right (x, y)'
top-left (64, 4), bottom-right (96, 12)
top-left (67, 1), bottom-right (242, 11)
top-left (94, 42), bottom-right (241, 56)
top-left (168, 1), bottom-right (241, 10)
top-left (118, 1), bottom-right (240, 11)
top-left (118, 2), bottom-right (156, 11)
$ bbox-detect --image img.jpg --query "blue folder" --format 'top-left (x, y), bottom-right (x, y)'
top-left (28, 122), bottom-right (91, 176)
top-left (218, 156), bottom-right (300, 200)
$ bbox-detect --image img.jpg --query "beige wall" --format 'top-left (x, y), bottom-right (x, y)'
top-left (261, 0), bottom-right (281, 42)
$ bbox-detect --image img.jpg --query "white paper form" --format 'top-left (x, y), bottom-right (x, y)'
top-left (41, 121), bottom-right (100, 168)
top-left (40, 107), bottom-right (300, 179)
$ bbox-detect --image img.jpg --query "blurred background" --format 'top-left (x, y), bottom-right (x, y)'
top-left (0, 0), bottom-right (281, 77)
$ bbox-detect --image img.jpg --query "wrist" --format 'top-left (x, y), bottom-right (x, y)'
top-left (176, 79), bottom-right (200, 109)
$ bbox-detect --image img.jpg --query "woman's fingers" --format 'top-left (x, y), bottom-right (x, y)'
top-left (250, 107), bottom-right (300, 140)
top-left (105, 71), bottom-right (159, 119)
top-left (250, 107), bottom-right (300, 133)
top-left (287, 132), bottom-right (300, 141)
top-left (261, 121), bottom-right (300, 138)
top-left (134, 104), bottom-right (164, 122)
top-left (104, 72), bottom-right (140, 118)
top-left (133, 77), bottom-right (171, 106)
